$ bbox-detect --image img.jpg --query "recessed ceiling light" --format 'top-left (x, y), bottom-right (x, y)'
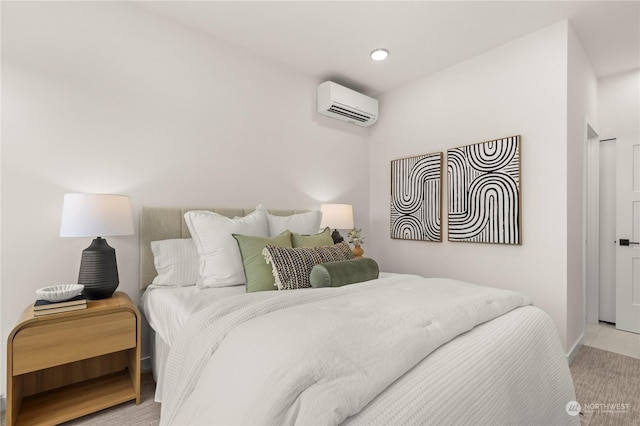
top-left (370, 48), bottom-right (389, 61)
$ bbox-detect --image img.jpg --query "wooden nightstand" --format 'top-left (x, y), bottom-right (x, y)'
top-left (6, 291), bottom-right (141, 426)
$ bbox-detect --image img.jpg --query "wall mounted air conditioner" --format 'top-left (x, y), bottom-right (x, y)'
top-left (316, 81), bottom-right (378, 127)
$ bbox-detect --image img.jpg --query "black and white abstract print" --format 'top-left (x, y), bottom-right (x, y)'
top-left (447, 136), bottom-right (521, 244)
top-left (391, 152), bottom-right (442, 241)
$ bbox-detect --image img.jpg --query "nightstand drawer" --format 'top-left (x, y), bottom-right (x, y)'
top-left (12, 312), bottom-right (136, 375)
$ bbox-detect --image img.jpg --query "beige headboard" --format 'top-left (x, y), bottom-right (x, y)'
top-left (139, 207), bottom-right (308, 289)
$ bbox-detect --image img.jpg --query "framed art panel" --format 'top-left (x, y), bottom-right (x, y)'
top-left (447, 135), bottom-right (521, 244)
top-left (390, 152), bottom-right (442, 241)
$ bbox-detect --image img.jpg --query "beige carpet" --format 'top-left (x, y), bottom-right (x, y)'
top-left (2, 346), bottom-right (638, 425)
top-left (571, 346), bottom-right (640, 426)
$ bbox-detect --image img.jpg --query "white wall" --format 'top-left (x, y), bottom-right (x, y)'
top-left (1, 1), bottom-right (371, 397)
top-left (368, 21), bottom-right (576, 350)
top-left (566, 25), bottom-right (598, 353)
top-left (599, 69), bottom-right (640, 140)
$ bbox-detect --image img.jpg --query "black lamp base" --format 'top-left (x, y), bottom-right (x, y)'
top-left (331, 229), bottom-right (344, 244)
top-left (78, 237), bottom-right (119, 300)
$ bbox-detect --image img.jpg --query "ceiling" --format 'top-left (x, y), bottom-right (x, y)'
top-left (138, 1), bottom-right (640, 96)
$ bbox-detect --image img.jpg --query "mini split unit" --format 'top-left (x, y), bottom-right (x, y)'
top-left (316, 81), bottom-right (379, 127)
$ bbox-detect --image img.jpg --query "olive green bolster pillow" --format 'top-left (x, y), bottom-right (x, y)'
top-left (309, 258), bottom-right (379, 288)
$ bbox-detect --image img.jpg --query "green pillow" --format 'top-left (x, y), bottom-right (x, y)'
top-left (309, 258), bottom-right (379, 288)
top-left (233, 230), bottom-right (292, 292)
top-left (291, 227), bottom-right (333, 247)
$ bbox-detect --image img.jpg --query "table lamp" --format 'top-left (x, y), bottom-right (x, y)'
top-left (320, 204), bottom-right (354, 244)
top-left (60, 193), bottom-right (134, 299)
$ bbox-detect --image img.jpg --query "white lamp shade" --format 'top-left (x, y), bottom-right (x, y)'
top-left (320, 204), bottom-right (354, 230)
top-left (60, 193), bottom-right (134, 237)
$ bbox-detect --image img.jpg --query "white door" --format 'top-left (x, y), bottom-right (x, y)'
top-left (616, 136), bottom-right (640, 333)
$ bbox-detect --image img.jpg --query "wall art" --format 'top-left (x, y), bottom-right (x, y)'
top-left (447, 135), bottom-right (521, 244)
top-left (390, 152), bottom-right (442, 241)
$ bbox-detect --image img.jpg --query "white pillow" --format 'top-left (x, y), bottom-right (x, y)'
top-left (184, 209), bottom-right (269, 288)
top-left (151, 239), bottom-right (199, 287)
top-left (267, 210), bottom-right (322, 236)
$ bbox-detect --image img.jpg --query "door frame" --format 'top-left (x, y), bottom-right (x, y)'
top-left (585, 122), bottom-right (600, 325)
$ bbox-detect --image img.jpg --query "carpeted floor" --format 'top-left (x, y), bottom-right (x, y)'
top-left (2, 345), bottom-right (638, 425)
top-left (571, 346), bottom-right (640, 426)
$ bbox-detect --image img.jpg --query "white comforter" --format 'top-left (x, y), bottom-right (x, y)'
top-left (161, 274), bottom-right (537, 425)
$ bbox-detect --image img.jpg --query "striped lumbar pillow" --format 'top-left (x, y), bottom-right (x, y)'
top-left (262, 242), bottom-right (355, 290)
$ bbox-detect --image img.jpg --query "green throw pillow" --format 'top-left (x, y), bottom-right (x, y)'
top-left (291, 227), bottom-right (333, 247)
top-left (310, 258), bottom-right (379, 288)
top-left (233, 230), bottom-right (292, 292)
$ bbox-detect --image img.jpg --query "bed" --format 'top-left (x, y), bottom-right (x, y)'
top-left (139, 206), bottom-right (579, 426)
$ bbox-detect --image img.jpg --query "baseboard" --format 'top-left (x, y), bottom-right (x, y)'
top-left (141, 355), bottom-right (152, 372)
top-left (567, 333), bottom-right (584, 365)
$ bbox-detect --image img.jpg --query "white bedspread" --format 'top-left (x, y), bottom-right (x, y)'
top-left (161, 274), bottom-right (541, 425)
top-left (139, 284), bottom-right (246, 400)
top-left (345, 305), bottom-right (578, 426)
top-left (140, 284), bottom-right (246, 346)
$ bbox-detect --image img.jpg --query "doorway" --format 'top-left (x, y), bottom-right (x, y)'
top-left (586, 133), bottom-right (640, 334)
top-left (586, 135), bottom-right (619, 325)
top-left (585, 125), bottom-right (600, 325)
top-left (598, 138), bottom-right (616, 324)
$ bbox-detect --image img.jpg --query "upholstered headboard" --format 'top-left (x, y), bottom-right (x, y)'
top-left (139, 207), bottom-right (308, 290)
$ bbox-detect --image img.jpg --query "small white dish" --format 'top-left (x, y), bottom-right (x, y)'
top-left (36, 284), bottom-right (84, 302)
